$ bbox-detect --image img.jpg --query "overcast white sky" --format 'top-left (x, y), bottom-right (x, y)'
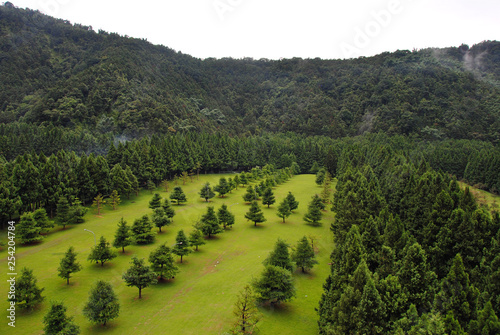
top-left (7, 0), bottom-right (500, 60)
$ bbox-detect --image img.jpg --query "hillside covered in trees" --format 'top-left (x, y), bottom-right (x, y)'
top-left (1, 3), bottom-right (500, 147)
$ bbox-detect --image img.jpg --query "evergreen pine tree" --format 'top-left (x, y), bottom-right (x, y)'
top-left (245, 201), bottom-right (266, 226)
top-left (33, 208), bottom-right (53, 234)
top-left (469, 301), bottom-right (500, 335)
top-left (148, 243), bottom-right (179, 280)
top-left (83, 280), bottom-right (120, 326)
top-left (291, 236), bottom-right (318, 273)
top-left (261, 187), bottom-right (275, 208)
top-left (43, 301), bottom-right (80, 335)
top-left (131, 215), bottom-right (156, 244)
top-left (113, 218), bottom-right (132, 253)
top-left (214, 177), bottom-right (230, 197)
top-left (149, 193), bottom-right (162, 209)
top-left (172, 230), bottom-right (191, 263)
top-left (434, 254), bottom-right (479, 329)
top-left (11, 267), bottom-right (44, 310)
top-left (277, 198), bottom-right (292, 223)
top-left (122, 256), bottom-right (158, 299)
top-left (398, 242), bottom-right (437, 313)
top-left (189, 229), bottom-right (206, 251)
top-left (58, 246), bottom-right (82, 285)
top-left (200, 206), bottom-right (222, 237)
top-left (17, 212), bottom-right (43, 244)
top-left (264, 239), bottom-right (294, 272)
top-left (162, 198), bottom-right (176, 221)
top-left (242, 185), bottom-right (256, 203)
top-left (303, 199), bottom-right (322, 226)
top-left (151, 208), bottom-right (170, 233)
top-left (55, 196), bottom-right (71, 229)
top-left (87, 236), bottom-right (117, 266)
top-left (170, 186), bottom-right (187, 205)
top-left (199, 182), bottom-right (215, 202)
top-left (252, 265), bottom-right (295, 305)
top-left (356, 277), bottom-right (387, 334)
top-left (285, 191), bottom-right (299, 211)
top-left (217, 204), bottom-right (235, 229)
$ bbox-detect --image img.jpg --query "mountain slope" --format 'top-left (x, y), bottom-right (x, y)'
top-left (1, 3), bottom-right (499, 142)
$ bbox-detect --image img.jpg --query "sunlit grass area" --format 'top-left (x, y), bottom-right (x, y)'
top-left (0, 174), bottom-right (335, 334)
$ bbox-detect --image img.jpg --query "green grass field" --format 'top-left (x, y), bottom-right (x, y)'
top-left (458, 182), bottom-right (500, 212)
top-left (0, 174), bottom-right (335, 334)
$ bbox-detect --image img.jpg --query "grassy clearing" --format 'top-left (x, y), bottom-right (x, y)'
top-left (458, 182), bottom-right (500, 212)
top-left (0, 174), bottom-right (335, 335)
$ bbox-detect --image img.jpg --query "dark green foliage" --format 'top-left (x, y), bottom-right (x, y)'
top-left (17, 212), bottom-right (43, 244)
top-left (217, 204), bottom-right (235, 229)
top-left (131, 215), bottom-right (155, 244)
top-left (69, 198), bottom-right (88, 224)
top-left (83, 280), bottom-right (120, 326)
top-left (315, 168), bottom-right (326, 185)
top-left (357, 277), bottom-right (387, 334)
top-left (284, 191), bottom-right (299, 211)
top-left (291, 236), bottom-right (318, 273)
top-left (172, 230), bottom-right (191, 263)
top-left (252, 265), bottom-right (295, 305)
top-left (151, 208), bottom-right (171, 232)
top-left (189, 229), bottom-right (206, 251)
top-left (214, 178), bottom-right (230, 197)
top-left (199, 206), bottom-right (222, 238)
top-left (43, 301), bottom-right (80, 335)
top-left (276, 199), bottom-right (291, 223)
top-left (242, 185), bottom-right (257, 203)
top-left (397, 242), bottom-right (437, 313)
top-left (55, 196), bottom-right (71, 229)
top-left (33, 208), bottom-right (53, 234)
top-left (434, 254), bottom-right (479, 329)
top-left (244, 201), bottom-right (266, 226)
top-left (147, 180), bottom-right (156, 193)
top-left (122, 256), bottom-right (158, 299)
top-left (199, 182), bottom-right (215, 202)
top-left (148, 243), bottom-right (179, 280)
top-left (469, 301), bottom-right (500, 335)
top-left (162, 198), bottom-right (176, 221)
top-left (170, 186), bottom-right (187, 205)
top-left (58, 246), bottom-right (82, 285)
top-left (87, 236), bottom-right (117, 266)
top-left (303, 198), bottom-right (322, 226)
top-left (261, 187), bottom-right (275, 208)
top-left (264, 239), bottom-right (294, 272)
top-left (149, 193), bottom-right (162, 209)
top-left (11, 267), bottom-right (44, 310)
top-left (113, 218), bottom-right (132, 253)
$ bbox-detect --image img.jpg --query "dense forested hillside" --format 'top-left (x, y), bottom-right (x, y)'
top-left (1, 3), bottom-right (500, 144)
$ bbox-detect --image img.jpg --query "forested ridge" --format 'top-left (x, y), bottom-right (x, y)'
top-left (1, 3), bottom-right (500, 144)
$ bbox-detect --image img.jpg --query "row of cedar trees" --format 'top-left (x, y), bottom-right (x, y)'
top-left (2, 132), bottom-right (500, 227)
top-left (317, 141), bottom-right (500, 334)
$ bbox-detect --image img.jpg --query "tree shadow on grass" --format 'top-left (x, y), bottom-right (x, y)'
top-left (85, 320), bottom-right (120, 334)
top-left (258, 301), bottom-right (295, 315)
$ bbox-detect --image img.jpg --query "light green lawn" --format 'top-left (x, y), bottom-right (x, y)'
top-left (0, 174), bottom-right (335, 335)
top-left (458, 182), bottom-right (500, 212)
